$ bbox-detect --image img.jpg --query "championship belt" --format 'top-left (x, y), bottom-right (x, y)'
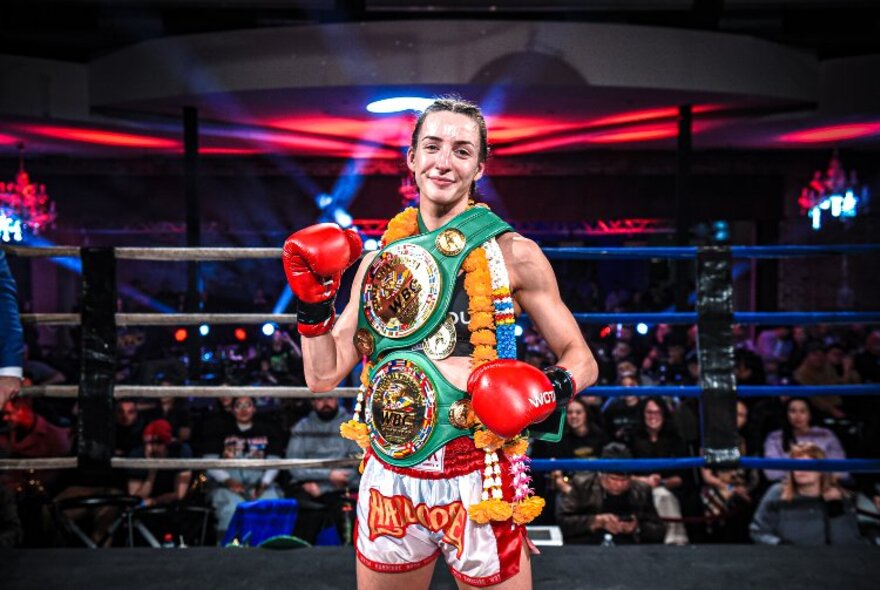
top-left (354, 207), bottom-right (511, 359)
top-left (365, 351), bottom-right (474, 468)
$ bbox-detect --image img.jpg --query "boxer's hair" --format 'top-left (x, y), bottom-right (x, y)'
top-left (410, 96), bottom-right (489, 164)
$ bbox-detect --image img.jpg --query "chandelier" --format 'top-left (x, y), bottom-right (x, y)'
top-left (797, 150), bottom-right (867, 231)
top-left (1, 143), bottom-right (56, 243)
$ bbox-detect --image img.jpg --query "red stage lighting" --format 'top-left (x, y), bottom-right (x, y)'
top-left (778, 122), bottom-right (880, 144)
top-left (234, 328), bottom-right (247, 341)
top-left (22, 125), bottom-right (179, 149)
top-left (599, 326), bottom-right (613, 339)
top-left (174, 328), bottom-right (188, 342)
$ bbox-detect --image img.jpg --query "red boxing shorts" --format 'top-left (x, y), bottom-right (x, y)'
top-left (355, 443), bottom-right (524, 587)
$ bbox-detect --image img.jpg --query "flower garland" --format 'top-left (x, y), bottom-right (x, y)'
top-left (339, 204), bottom-right (543, 525)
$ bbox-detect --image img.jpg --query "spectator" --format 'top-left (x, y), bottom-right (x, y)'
top-left (1, 398), bottom-right (72, 493)
top-left (204, 396), bottom-right (282, 538)
top-left (602, 364), bottom-right (642, 444)
top-left (792, 341), bottom-right (849, 419)
top-left (141, 392), bottom-right (192, 444)
top-left (555, 443), bottom-right (665, 544)
top-left (127, 419), bottom-right (193, 508)
top-left (0, 249), bottom-right (23, 409)
top-left (750, 442), bottom-right (864, 545)
top-left (533, 397), bottom-right (609, 525)
top-left (699, 400), bottom-right (760, 542)
top-left (629, 397), bottom-right (690, 544)
top-left (286, 396), bottom-right (360, 544)
top-left (114, 400), bottom-right (145, 457)
top-left (854, 330), bottom-right (880, 383)
top-left (762, 397), bottom-right (847, 482)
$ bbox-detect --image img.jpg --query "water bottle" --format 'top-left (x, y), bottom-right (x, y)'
top-left (161, 533), bottom-right (175, 548)
top-left (601, 533), bottom-right (615, 547)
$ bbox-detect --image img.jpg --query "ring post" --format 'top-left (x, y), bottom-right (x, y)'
top-left (78, 247), bottom-right (118, 471)
top-left (696, 246), bottom-right (740, 467)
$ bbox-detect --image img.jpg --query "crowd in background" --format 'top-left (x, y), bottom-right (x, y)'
top-left (2, 280), bottom-right (879, 548)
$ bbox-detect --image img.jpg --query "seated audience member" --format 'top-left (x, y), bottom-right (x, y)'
top-left (629, 397), bottom-right (690, 544)
top-left (141, 393), bottom-right (192, 444)
top-left (602, 365), bottom-right (642, 444)
top-left (854, 330), bottom-right (880, 383)
top-left (204, 396), bottom-right (282, 538)
top-left (114, 400), bottom-right (144, 457)
top-left (1, 398), bottom-right (72, 493)
top-left (699, 400), bottom-right (761, 543)
top-left (763, 398), bottom-right (847, 483)
top-left (534, 396), bottom-right (609, 462)
top-left (286, 396), bottom-right (360, 544)
top-left (792, 341), bottom-right (851, 419)
top-left (750, 443), bottom-right (864, 545)
top-left (555, 443), bottom-right (665, 545)
top-left (532, 396), bottom-right (608, 525)
top-left (127, 419), bottom-right (193, 508)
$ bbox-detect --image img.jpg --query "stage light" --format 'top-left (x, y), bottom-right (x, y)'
top-left (262, 323), bottom-right (276, 336)
top-left (366, 97), bottom-right (434, 114)
top-left (636, 323), bottom-right (649, 336)
top-left (514, 325), bottom-right (524, 337)
top-left (316, 193), bottom-right (333, 209)
top-left (363, 238), bottom-right (379, 251)
top-left (174, 328), bottom-right (188, 342)
top-left (199, 324), bottom-right (210, 337)
top-left (202, 351), bottom-right (213, 361)
top-left (332, 208), bottom-right (353, 228)
top-left (234, 328), bottom-right (247, 341)
top-left (599, 326), bottom-right (612, 339)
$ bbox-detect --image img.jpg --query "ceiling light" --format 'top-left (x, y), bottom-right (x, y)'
top-left (366, 97), bottom-right (434, 114)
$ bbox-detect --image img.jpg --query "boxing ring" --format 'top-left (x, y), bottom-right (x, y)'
top-left (1, 242), bottom-right (879, 589)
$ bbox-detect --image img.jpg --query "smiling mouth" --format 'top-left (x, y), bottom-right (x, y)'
top-left (429, 177), bottom-right (454, 186)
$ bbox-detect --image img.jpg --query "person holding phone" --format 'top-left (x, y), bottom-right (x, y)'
top-left (555, 443), bottom-right (666, 544)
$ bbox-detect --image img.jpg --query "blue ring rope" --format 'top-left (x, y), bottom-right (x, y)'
top-left (543, 244), bottom-right (880, 261)
top-left (584, 384), bottom-right (880, 398)
top-left (561, 312), bottom-right (880, 325)
top-left (530, 458), bottom-right (880, 473)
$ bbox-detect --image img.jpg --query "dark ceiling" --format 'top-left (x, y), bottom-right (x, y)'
top-left (2, 0), bottom-right (879, 63)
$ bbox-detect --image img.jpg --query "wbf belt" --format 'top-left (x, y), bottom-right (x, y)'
top-left (364, 351), bottom-right (475, 468)
top-left (354, 207), bottom-right (511, 359)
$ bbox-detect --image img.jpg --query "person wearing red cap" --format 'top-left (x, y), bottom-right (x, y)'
top-left (127, 419), bottom-right (193, 508)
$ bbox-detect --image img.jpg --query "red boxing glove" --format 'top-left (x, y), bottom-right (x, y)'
top-left (468, 359), bottom-right (559, 439)
top-left (282, 223), bottom-right (362, 336)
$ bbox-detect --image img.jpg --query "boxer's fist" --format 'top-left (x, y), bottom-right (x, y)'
top-left (282, 224), bottom-right (361, 336)
top-left (283, 224), bottom-right (362, 304)
top-left (467, 360), bottom-right (558, 439)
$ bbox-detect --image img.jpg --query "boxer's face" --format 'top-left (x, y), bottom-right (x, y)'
top-left (407, 111), bottom-right (484, 209)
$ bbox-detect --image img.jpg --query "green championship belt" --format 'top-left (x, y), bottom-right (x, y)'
top-left (365, 351), bottom-right (474, 467)
top-left (353, 207), bottom-right (511, 359)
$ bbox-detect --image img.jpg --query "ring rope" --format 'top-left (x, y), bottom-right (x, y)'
top-left (543, 244), bottom-right (880, 260)
top-left (20, 313), bottom-right (299, 326)
top-left (530, 458), bottom-right (880, 473)
top-left (6, 244), bottom-right (878, 262)
top-left (0, 457), bottom-right (359, 471)
top-left (18, 384), bottom-right (878, 400)
top-left (565, 311), bottom-right (880, 325)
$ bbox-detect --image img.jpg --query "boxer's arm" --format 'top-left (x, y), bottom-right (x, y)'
top-left (302, 252), bottom-right (376, 393)
top-left (506, 235), bottom-right (598, 391)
